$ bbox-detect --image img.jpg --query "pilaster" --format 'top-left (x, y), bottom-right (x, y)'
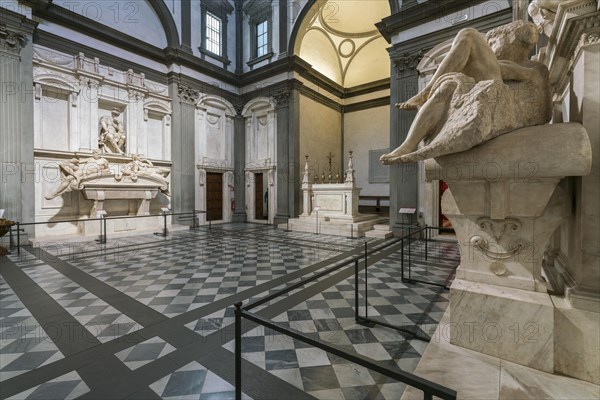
top-left (170, 82), bottom-right (199, 213)
top-left (388, 48), bottom-right (422, 232)
top-left (232, 106), bottom-right (247, 222)
top-left (273, 90), bottom-right (290, 225)
top-left (0, 10), bottom-right (36, 232)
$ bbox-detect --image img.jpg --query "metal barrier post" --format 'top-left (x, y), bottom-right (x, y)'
top-left (401, 238), bottom-right (405, 281)
top-left (424, 392), bottom-right (433, 400)
top-left (17, 222), bottom-right (20, 255)
top-left (354, 259), bottom-right (359, 321)
top-left (192, 210), bottom-right (197, 229)
top-left (9, 225), bottom-right (13, 250)
top-left (425, 225), bottom-right (428, 261)
top-left (234, 302), bottom-right (243, 400)
top-left (104, 215), bottom-right (108, 243)
top-left (408, 225), bottom-right (412, 281)
top-left (364, 241), bottom-right (368, 318)
top-left (162, 211), bottom-right (168, 237)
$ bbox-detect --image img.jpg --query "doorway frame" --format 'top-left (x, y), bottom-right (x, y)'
top-left (245, 166), bottom-right (276, 224)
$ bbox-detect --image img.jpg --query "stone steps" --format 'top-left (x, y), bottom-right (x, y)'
top-left (365, 224), bottom-right (393, 239)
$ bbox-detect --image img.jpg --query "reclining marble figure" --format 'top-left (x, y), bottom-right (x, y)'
top-left (380, 20), bottom-right (552, 164)
top-left (115, 154), bottom-right (171, 196)
top-left (45, 151), bottom-right (110, 200)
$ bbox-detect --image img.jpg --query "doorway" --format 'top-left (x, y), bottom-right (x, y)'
top-left (254, 173), bottom-right (267, 220)
top-left (206, 172), bottom-right (223, 221)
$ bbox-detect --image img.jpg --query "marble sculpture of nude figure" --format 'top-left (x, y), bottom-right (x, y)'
top-left (380, 20), bottom-right (552, 164)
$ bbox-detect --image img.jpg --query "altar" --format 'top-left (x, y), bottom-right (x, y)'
top-left (284, 152), bottom-right (386, 237)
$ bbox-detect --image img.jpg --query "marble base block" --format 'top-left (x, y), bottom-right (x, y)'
top-left (553, 296), bottom-right (600, 384)
top-left (450, 278), bottom-right (554, 372)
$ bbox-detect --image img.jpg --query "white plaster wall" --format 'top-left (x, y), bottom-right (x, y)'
top-left (299, 95), bottom-right (342, 180)
top-left (53, 0), bottom-right (168, 48)
top-left (343, 105), bottom-right (390, 196)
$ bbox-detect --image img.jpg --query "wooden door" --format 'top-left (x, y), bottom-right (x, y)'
top-left (207, 173), bottom-right (223, 221)
top-left (255, 173), bottom-right (265, 220)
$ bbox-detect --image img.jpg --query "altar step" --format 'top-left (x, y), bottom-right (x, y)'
top-left (364, 224), bottom-right (393, 239)
top-left (282, 216), bottom-right (388, 238)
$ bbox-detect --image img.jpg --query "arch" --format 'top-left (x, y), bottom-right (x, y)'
top-left (34, 74), bottom-right (80, 93)
top-left (196, 94), bottom-right (237, 117)
top-left (288, 0), bottom-right (318, 56)
top-left (389, 0), bottom-right (399, 14)
top-left (242, 97), bottom-right (276, 117)
top-left (147, 0), bottom-right (180, 49)
top-left (144, 99), bottom-right (172, 114)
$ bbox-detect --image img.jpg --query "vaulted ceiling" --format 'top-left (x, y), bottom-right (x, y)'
top-left (294, 0), bottom-right (391, 88)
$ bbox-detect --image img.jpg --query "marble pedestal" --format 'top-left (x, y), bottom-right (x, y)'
top-left (425, 123), bottom-right (592, 374)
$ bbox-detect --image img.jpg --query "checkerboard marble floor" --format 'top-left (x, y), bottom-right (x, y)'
top-left (1, 224), bottom-right (459, 399)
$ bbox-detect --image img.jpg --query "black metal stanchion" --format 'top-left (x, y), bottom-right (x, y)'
top-left (103, 215), bottom-right (107, 244)
top-left (425, 225), bottom-right (429, 261)
top-left (401, 237), bottom-right (405, 281)
top-left (9, 225), bottom-right (13, 250)
top-left (192, 210), bottom-right (197, 229)
top-left (234, 302), bottom-right (243, 400)
top-left (364, 241), bottom-right (368, 318)
top-left (16, 222), bottom-right (20, 256)
top-left (162, 211), bottom-right (168, 237)
top-left (408, 225), bottom-right (412, 281)
top-left (354, 259), bottom-right (359, 322)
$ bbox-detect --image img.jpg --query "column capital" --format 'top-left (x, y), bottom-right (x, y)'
top-left (393, 49), bottom-right (424, 76)
top-left (0, 23), bottom-right (27, 56)
top-left (273, 91), bottom-right (290, 109)
top-left (177, 84), bottom-right (200, 105)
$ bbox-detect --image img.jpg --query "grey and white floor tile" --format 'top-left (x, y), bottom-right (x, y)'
top-left (149, 360), bottom-right (252, 400)
top-left (0, 276), bottom-right (64, 382)
top-left (5, 370), bottom-right (89, 400)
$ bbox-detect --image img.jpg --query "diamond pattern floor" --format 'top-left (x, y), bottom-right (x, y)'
top-left (0, 224), bottom-right (459, 399)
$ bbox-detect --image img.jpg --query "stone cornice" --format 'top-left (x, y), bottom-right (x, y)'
top-left (388, 8), bottom-right (513, 57)
top-left (376, 0), bottom-right (488, 42)
top-left (543, 0), bottom-right (600, 96)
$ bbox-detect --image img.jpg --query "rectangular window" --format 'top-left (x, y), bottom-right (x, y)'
top-left (256, 19), bottom-right (268, 58)
top-left (206, 12), bottom-right (222, 56)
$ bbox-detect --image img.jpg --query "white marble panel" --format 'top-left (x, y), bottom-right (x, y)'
top-left (553, 296), bottom-right (600, 384)
top-left (450, 279), bottom-right (554, 372)
top-left (40, 89), bottom-right (70, 151)
top-left (499, 359), bottom-right (600, 399)
top-left (314, 194), bottom-right (343, 212)
top-left (146, 113), bottom-right (163, 160)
